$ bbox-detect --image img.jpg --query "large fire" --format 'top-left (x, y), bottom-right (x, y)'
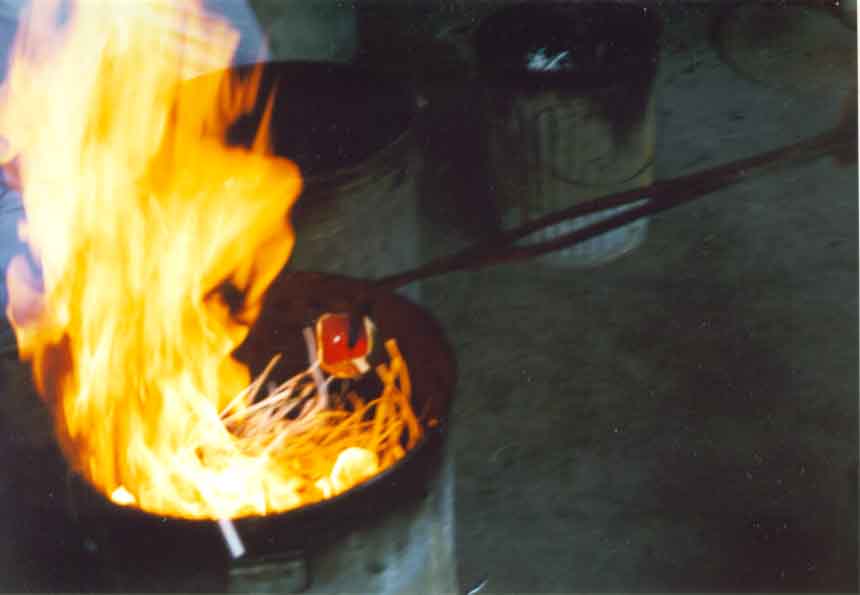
top-left (0, 0), bottom-right (420, 520)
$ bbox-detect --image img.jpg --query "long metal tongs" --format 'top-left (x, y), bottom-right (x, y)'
top-left (376, 107), bottom-right (857, 291)
top-left (340, 103), bottom-right (856, 345)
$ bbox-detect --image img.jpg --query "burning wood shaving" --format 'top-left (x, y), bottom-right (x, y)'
top-left (214, 330), bottom-right (421, 508)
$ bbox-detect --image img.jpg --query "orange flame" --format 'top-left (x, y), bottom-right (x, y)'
top-left (0, 0), bottom-right (419, 520)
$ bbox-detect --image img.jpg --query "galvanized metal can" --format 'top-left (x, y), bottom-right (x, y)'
top-left (476, 4), bottom-right (661, 267)
top-left (227, 454), bottom-right (457, 595)
top-left (288, 129), bottom-right (421, 302)
top-left (65, 273), bottom-right (459, 593)
top-left (225, 62), bottom-right (422, 299)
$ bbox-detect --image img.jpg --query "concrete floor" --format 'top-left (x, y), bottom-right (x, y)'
top-left (0, 2), bottom-right (857, 593)
top-left (410, 4), bottom-right (858, 592)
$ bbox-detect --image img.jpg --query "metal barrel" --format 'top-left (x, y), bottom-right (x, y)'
top-left (65, 272), bottom-right (458, 593)
top-left (224, 61), bottom-right (422, 300)
top-left (476, 3), bottom-right (661, 267)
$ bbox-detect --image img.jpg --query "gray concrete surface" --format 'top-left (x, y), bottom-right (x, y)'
top-left (0, 2), bottom-right (856, 593)
top-left (410, 3), bottom-right (858, 593)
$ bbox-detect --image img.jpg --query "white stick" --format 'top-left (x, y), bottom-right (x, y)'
top-left (223, 379), bottom-right (297, 426)
top-left (303, 326), bottom-right (329, 408)
top-left (219, 354), bottom-right (282, 418)
top-left (218, 517), bottom-right (246, 559)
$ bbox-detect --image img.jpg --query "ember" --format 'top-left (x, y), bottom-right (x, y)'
top-left (0, 0), bottom-right (421, 521)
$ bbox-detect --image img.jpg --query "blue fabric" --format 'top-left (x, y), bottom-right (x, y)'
top-left (0, 0), bottom-right (267, 326)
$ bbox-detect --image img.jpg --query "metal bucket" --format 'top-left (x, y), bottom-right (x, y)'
top-left (476, 4), bottom-right (661, 267)
top-left (224, 62), bottom-right (422, 299)
top-left (65, 272), bottom-right (458, 593)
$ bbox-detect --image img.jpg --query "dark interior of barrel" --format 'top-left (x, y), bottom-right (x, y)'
top-left (474, 3), bottom-right (662, 86)
top-left (224, 61), bottom-right (415, 179)
top-left (67, 272), bottom-right (455, 590)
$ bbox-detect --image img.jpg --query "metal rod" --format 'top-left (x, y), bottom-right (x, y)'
top-left (376, 120), bottom-right (855, 291)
